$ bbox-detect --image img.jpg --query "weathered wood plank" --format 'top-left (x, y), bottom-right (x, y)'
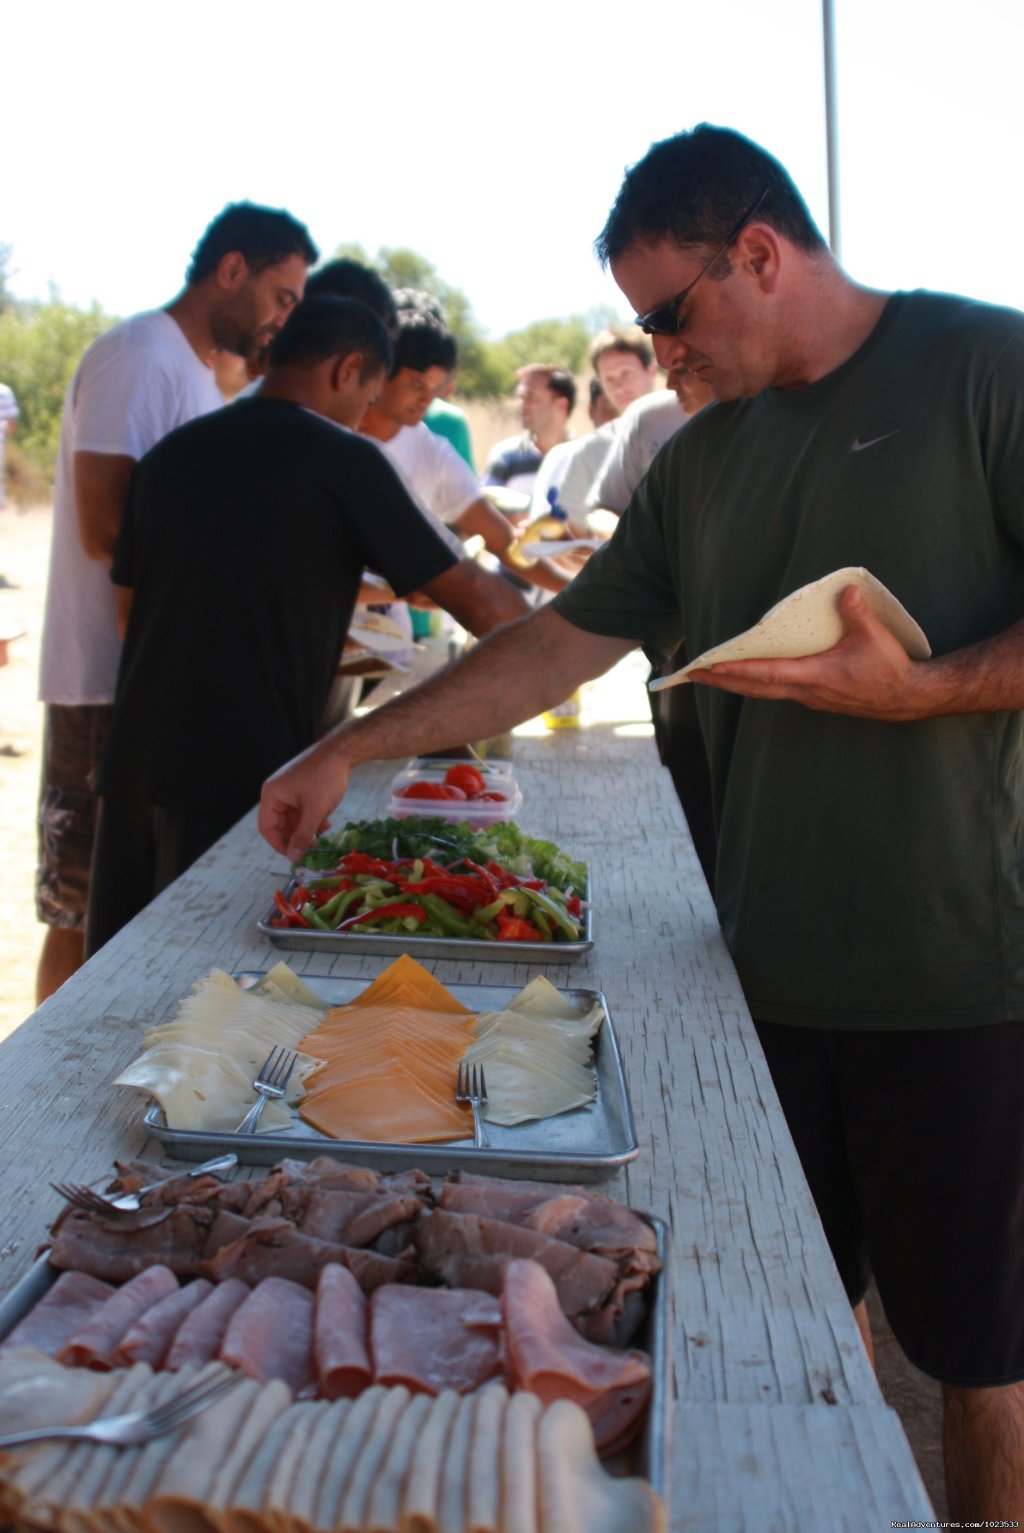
top-left (673, 1404), bottom-right (934, 1529)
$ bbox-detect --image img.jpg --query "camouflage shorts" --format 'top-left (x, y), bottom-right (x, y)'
top-left (36, 703), bottom-right (114, 928)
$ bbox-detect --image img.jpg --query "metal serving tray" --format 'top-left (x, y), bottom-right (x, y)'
top-left (0, 1216), bottom-right (669, 1500)
top-left (143, 975), bottom-right (637, 1183)
top-left (257, 877), bottom-right (594, 964)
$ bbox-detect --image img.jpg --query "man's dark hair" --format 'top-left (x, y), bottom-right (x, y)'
top-left (305, 259), bottom-right (398, 334)
top-left (390, 308), bottom-right (458, 377)
top-left (517, 363), bottom-right (577, 414)
top-left (187, 201), bottom-right (318, 283)
top-left (267, 295), bottom-right (392, 382)
top-left (596, 124), bottom-right (827, 266)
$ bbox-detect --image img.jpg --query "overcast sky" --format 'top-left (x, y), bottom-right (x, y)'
top-left (4, 0), bottom-right (1022, 336)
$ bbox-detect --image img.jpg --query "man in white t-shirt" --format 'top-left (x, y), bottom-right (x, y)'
top-left (35, 201), bottom-right (319, 1002)
top-left (361, 308), bottom-right (568, 594)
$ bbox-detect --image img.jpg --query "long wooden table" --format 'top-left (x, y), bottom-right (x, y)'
top-left (0, 654), bottom-right (935, 1529)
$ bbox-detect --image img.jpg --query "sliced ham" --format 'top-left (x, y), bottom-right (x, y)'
top-left (219, 1276), bottom-right (315, 1393)
top-left (443, 1172), bottom-right (659, 1261)
top-left (370, 1285), bottom-right (503, 1396)
top-left (0, 1271), bottom-right (114, 1358)
top-left (113, 1278), bottom-right (213, 1367)
top-left (313, 1264), bottom-right (371, 1400)
top-left (202, 1216), bottom-right (414, 1292)
top-left (293, 1186), bottom-right (428, 1246)
top-left (56, 1265), bottom-right (180, 1370)
top-left (413, 1208), bottom-right (618, 1319)
top-left (49, 1205), bottom-right (214, 1282)
top-left (276, 1155), bottom-right (381, 1191)
top-left (502, 1258), bottom-right (652, 1456)
top-left (164, 1277), bottom-right (250, 1369)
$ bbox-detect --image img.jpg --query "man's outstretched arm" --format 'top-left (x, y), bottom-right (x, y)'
top-left (259, 604), bottom-right (635, 861)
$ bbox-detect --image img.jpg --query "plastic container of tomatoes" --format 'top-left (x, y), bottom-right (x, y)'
top-left (388, 758), bottom-right (523, 827)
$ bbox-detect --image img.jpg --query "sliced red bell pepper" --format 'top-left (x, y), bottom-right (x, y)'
top-left (495, 909), bottom-right (545, 942)
top-left (272, 889), bottom-right (308, 928)
top-left (336, 902), bottom-right (428, 931)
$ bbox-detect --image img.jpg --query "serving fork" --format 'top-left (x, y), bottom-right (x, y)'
top-left (456, 1060), bottom-right (489, 1149)
top-left (0, 1368), bottom-right (242, 1451)
top-left (233, 1045), bottom-right (298, 1135)
top-left (51, 1154), bottom-right (238, 1218)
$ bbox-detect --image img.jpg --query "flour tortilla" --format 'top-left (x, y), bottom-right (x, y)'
top-left (347, 612), bottom-right (411, 655)
top-left (650, 566), bottom-right (931, 690)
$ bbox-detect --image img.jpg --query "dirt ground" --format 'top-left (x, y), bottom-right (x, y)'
top-left (0, 491), bottom-right (946, 1513)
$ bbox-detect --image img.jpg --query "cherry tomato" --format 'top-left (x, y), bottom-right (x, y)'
top-left (476, 791), bottom-right (508, 802)
top-left (444, 763), bottom-right (487, 798)
top-left (397, 781), bottom-right (451, 800)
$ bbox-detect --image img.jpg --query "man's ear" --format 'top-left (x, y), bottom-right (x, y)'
top-left (331, 352), bottom-right (362, 390)
top-left (215, 251), bottom-right (248, 291)
top-left (737, 224), bottom-right (781, 290)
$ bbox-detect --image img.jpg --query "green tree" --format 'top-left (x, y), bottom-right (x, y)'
top-left (326, 244), bottom-right (632, 400)
top-left (0, 291), bottom-right (114, 477)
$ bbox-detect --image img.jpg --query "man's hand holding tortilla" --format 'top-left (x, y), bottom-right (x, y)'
top-left (688, 583), bottom-right (1024, 722)
top-left (687, 584), bottom-right (922, 719)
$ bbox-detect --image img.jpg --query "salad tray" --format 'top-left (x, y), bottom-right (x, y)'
top-left (257, 875), bottom-right (594, 963)
top-left (143, 974), bottom-right (637, 1183)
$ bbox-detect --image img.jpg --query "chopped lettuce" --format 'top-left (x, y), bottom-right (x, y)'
top-left (299, 815), bottom-right (587, 893)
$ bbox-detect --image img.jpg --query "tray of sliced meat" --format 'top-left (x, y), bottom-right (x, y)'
top-left (0, 1159), bottom-right (671, 1515)
top-left (131, 968), bottom-right (639, 1183)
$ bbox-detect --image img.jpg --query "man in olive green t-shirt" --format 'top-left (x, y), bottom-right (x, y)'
top-left (259, 127), bottom-right (1024, 1520)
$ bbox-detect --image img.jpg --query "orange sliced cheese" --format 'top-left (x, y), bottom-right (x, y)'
top-left (298, 956), bottom-right (475, 1144)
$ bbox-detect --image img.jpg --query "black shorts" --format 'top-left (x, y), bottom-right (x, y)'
top-left (85, 790), bottom-right (242, 956)
top-left (36, 703), bottom-right (114, 929)
top-left (755, 1018), bottom-right (1024, 1388)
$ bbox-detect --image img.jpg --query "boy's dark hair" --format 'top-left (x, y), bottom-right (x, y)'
top-left (268, 295), bottom-right (392, 382)
top-left (187, 202), bottom-right (318, 284)
top-left (596, 123), bottom-right (827, 266)
top-left (390, 308), bottom-right (458, 377)
top-left (305, 259), bottom-right (398, 334)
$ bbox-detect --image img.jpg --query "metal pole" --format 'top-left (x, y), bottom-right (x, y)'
top-left (822, 0), bottom-right (841, 259)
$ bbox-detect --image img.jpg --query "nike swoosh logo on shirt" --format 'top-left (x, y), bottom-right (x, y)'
top-left (851, 430), bottom-right (900, 452)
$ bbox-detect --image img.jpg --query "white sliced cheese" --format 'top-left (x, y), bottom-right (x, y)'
top-left (252, 963), bottom-right (331, 1010)
top-left (537, 1398), bottom-right (667, 1533)
top-left (113, 1046), bottom-right (293, 1133)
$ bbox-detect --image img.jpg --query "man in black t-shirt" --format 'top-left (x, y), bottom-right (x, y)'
top-left (85, 295), bottom-right (528, 952)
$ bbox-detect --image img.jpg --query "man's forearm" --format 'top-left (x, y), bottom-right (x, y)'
top-left (908, 618), bottom-right (1024, 718)
top-left (74, 451), bottom-right (136, 562)
top-left (259, 607), bottom-right (636, 859)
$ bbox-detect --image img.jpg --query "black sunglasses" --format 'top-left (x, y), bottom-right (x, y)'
top-left (633, 187), bottom-right (771, 337)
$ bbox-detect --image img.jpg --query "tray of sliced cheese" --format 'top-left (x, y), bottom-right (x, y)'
top-left (129, 960), bottom-right (639, 1182)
